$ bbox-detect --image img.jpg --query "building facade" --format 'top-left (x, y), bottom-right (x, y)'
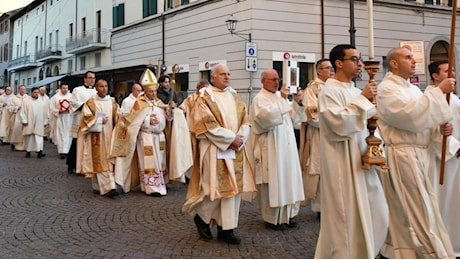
top-left (5, 0), bottom-right (460, 104)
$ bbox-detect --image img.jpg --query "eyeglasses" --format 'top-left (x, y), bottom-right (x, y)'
top-left (341, 56), bottom-right (363, 64)
top-left (319, 66), bottom-right (333, 70)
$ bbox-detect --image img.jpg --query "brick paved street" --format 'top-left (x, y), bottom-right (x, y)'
top-left (0, 141), bottom-right (319, 258)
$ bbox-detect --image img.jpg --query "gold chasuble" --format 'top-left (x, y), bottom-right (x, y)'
top-left (183, 88), bottom-right (256, 214)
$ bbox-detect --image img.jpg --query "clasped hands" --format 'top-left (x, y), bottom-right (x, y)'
top-left (229, 135), bottom-right (244, 151)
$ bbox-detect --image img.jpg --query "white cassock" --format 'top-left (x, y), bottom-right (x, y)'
top-left (425, 85), bottom-right (460, 258)
top-left (20, 96), bottom-right (47, 152)
top-left (40, 94), bottom-right (50, 137)
top-left (10, 94), bottom-right (29, 150)
top-left (120, 93), bottom-right (137, 115)
top-left (0, 93), bottom-right (16, 142)
top-left (314, 78), bottom-right (389, 259)
top-left (299, 78), bottom-right (324, 212)
top-left (247, 89), bottom-right (306, 225)
top-left (377, 72), bottom-right (454, 259)
top-left (50, 90), bottom-right (72, 154)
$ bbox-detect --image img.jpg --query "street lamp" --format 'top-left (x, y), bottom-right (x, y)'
top-left (225, 14), bottom-right (252, 42)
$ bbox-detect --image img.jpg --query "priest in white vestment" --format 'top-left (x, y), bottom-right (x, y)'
top-left (67, 71), bottom-right (96, 175)
top-left (299, 59), bottom-right (334, 216)
top-left (377, 48), bottom-right (455, 259)
top-left (247, 69), bottom-right (306, 230)
top-left (182, 64), bottom-right (256, 245)
top-left (78, 79), bottom-right (120, 198)
top-left (314, 44), bottom-right (388, 259)
top-left (120, 83), bottom-right (142, 115)
top-left (50, 83), bottom-right (72, 159)
top-left (10, 85), bottom-right (29, 151)
top-left (0, 86), bottom-right (16, 144)
top-left (426, 60), bottom-right (460, 258)
top-left (20, 87), bottom-right (47, 158)
top-left (39, 87), bottom-right (50, 139)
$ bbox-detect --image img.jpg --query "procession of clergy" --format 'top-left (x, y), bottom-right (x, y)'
top-left (1, 47), bottom-right (460, 258)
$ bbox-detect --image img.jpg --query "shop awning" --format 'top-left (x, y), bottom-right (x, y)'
top-left (28, 75), bottom-right (67, 88)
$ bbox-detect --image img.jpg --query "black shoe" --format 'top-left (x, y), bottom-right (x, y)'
top-left (67, 167), bottom-right (74, 174)
top-left (265, 222), bottom-right (286, 230)
top-left (10, 144), bottom-right (14, 150)
top-left (148, 192), bottom-right (162, 197)
top-left (316, 212), bottom-right (321, 222)
top-left (59, 154), bottom-right (66, 159)
top-left (25, 152), bottom-right (30, 158)
top-left (37, 151), bottom-right (46, 158)
top-left (193, 215), bottom-right (212, 240)
top-left (93, 189), bottom-right (100, 195)
top-left (217, 227), bottom-right (241, 245)
top-left (108, 189), bottom-right (119, 198)
top-left (286, 218), bottom-right (298, 228)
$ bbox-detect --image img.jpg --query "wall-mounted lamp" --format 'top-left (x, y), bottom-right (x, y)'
top-left (225, 14), bottom-right (252, 42)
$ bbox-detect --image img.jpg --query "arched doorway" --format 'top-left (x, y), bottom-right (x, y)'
top-left (430, 40), bottom-right (449, 63)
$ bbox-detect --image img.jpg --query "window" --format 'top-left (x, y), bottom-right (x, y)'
top-left (4, 20), bottom-right (8, 32)
top-left (49, 32), bottom-right (52, 48)
top-left (0, 22), bottom-right (3, 34)
top-left (112, 3), bottom-right (125, 28)
top-left (80, 56), bottom-right (86, 70)
top-left (55, 30), bottom-right (59, 48)
top-left (16, 44), bottom-right (19, 58)
top-left (81, 17), bottom-right (86, 36)
top-left (26, 15), bottom-right (29, 22)
top-left (69, 23), bottom-right (73, 38)
top-left (143, 0), bottom-right (157, 18)
top-left (27, 78), bottom-right (31, 86)
top-left (3, 44), bottom-right (7, 61)
top-left (24, 41), bottom-right (27, 56)
top-left (35, 36), bottom-right (39, 53)
top-left (67, 59), bottom-right (73, 73)
top-left (36, 8), bottom-right (39, 15)
top-left (95, 52), bottom-right (101, 67)
top-left (50, 0), bottom-right (53, 5)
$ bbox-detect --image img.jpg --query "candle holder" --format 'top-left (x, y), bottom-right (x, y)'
top-left (362, 60), bottom-right (388, 170)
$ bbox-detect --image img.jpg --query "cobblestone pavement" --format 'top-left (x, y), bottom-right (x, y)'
top-left (0, 141), bottom-right (319, 258)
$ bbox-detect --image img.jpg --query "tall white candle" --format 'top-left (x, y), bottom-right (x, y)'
top-left (368, 0), bottom-right (374, 60)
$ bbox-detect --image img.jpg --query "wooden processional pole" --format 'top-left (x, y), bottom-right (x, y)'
top-left (440, 0), bottom-right (457, 185)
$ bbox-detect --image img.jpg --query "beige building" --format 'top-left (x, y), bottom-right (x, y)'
top-left (6, 0), bottom-right (460, 103)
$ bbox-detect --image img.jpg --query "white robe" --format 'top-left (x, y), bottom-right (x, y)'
top-left (40, 94), bottom-right (50, 137)
top-left (300, 78), bottom-right (324, 212)
top-left (120, 93), bottom-right (137, 115)
top-left (0, 93), bottom-right (16, 142)
top-left (50, 90), bottom-right (72, 154)
top-left (69, 85), bottom-right (96, 138)
top-left (314, 78), bottom-right (389, 259)
top-left (20, 96), bottom-right (47, 152)
top-left (376, 72), bottom-right (454, 259)
top-left (426, 85), bottom-right (460, 258)
top-left (247, 88), bottom-right (306, 225)
top-left (9, 94), bottom-right (29, 150)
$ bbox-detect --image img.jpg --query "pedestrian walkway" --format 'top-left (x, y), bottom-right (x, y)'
top-left (0, 141), bottom-right (319, 258)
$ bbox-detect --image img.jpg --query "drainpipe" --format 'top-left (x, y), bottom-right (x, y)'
top-left (162, 14), bottom-right (165, 68)
top-left (321, 0), bottom-right (325, 58)
top-left (349, 0), bottom-right (356, 47)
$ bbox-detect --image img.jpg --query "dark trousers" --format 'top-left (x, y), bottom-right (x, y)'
top-left (66, 138), bottom-right (77, 171)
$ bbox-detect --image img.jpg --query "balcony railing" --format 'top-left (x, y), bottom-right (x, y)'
top-left (36, 45), bottom-right (63, 62)
top-left (7, 55), bottom-right (38, 71)
top-left (66, 28), bottom-right (109, 54)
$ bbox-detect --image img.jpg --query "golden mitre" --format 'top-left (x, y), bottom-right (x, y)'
top-left (140, 68), bottom-right (158, 90)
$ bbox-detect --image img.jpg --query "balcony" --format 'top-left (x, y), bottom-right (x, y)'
top-left (36, 45), bottom-right (63, 63)
top-left (66, 28), bottom-right (109, 54)
top-left (7, 55), bottom-right (39, 72)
